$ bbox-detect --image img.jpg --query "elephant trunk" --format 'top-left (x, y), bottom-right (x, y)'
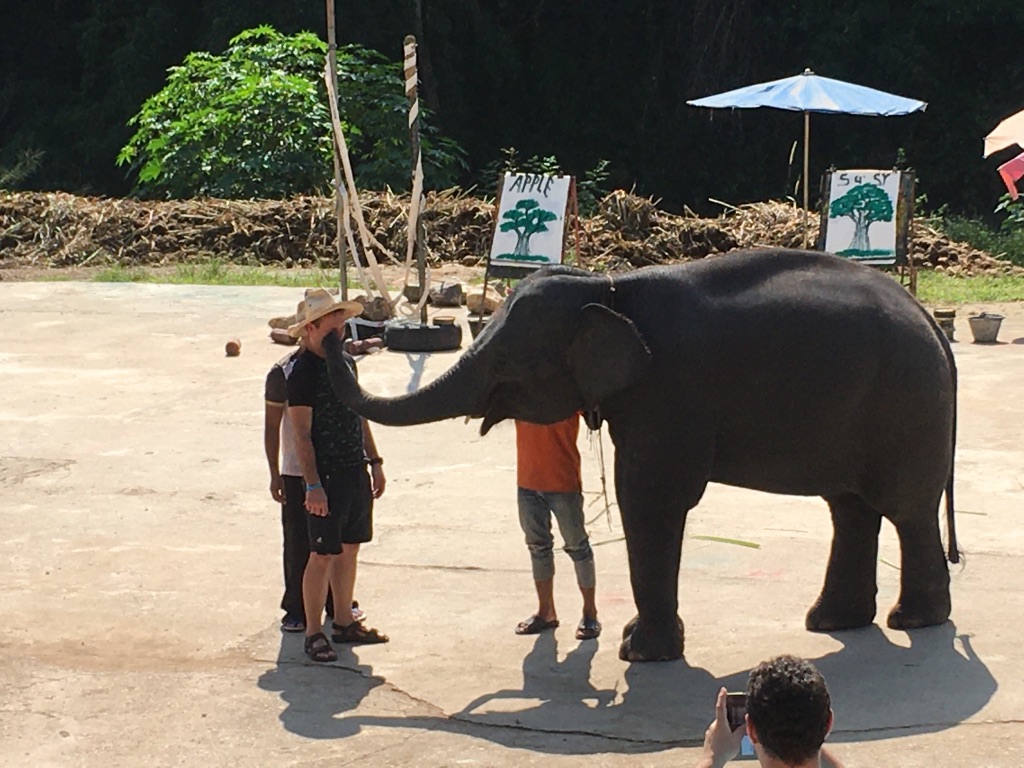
top-left (323, 331), bottom-right (487, 426)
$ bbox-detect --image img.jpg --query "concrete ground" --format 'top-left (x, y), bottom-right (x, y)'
top-left (1, 281), bottom-right (1023, 767)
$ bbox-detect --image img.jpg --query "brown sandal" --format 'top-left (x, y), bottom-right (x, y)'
top-left (331, 621), bottom-right (389, 644)
top-left (515, 615), bottom-right (559, 635)
top-left (304, 632), bottom-right (337, 662)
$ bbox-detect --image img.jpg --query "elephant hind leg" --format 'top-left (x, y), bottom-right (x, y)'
top-left (806, 494), bottom-right (881, 632)
top-left (887, 512), bottom-right (951, 630)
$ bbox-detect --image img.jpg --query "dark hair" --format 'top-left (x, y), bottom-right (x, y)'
top-left (746, 655), bottom-right (831, 765)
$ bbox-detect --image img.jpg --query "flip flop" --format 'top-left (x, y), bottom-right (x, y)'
top-left (515, 615), bottom-right (560, 635)
top-left (575, 617), bottom-right (602, 640)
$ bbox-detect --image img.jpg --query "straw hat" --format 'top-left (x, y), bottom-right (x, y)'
top-left (287, 289), bottom-right (363, 337)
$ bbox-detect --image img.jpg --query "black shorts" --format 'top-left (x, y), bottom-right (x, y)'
top-left (307, 464), bottom-right (373, 555)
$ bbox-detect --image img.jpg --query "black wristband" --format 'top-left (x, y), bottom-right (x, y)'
top-left (367, 457), bottom-right (383, 466)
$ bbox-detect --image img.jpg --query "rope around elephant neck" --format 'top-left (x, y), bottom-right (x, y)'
top-left (585, 425), bottom-right (615, 532)
top-left (584, 273), bottom-right (616, 531)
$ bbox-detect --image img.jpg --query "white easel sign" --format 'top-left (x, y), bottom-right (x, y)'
top-left (824, 170), bottom-right (901, 265)
top-left (489, 174), bottom-right (571, 269)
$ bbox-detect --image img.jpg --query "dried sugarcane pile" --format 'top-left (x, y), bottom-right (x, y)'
top-left (908, 219), bottom-right (1019, 276)
top-left (0, 188), bottom-right (1019, 276)
top-left (0, 192), bottom-right (342, 268)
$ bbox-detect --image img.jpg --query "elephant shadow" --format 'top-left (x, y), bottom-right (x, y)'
top-left (256, 632), bottom-right (384, 740)
top-left (333, 621), bottom-right (995, 756)
top-left (811, 622), bottom-right (997, 741)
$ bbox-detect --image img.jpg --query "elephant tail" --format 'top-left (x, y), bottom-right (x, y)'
top-left (945, 379), bottom-right (960, 564)
top-left (938, 320), bottom-right (960, 565)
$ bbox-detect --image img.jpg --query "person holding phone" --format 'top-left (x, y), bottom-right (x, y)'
top-left (697, 655), bottom-right (844, 768)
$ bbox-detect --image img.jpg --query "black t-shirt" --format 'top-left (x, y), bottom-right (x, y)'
top-left (286, 349), bottom-right (365, 471)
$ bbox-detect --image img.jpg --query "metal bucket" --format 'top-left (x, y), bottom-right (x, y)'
top-left (968, 313), bottom-right (1004, 344)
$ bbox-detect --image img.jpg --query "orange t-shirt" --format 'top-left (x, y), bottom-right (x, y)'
top-left (515, 414), bottom-right (582, 493)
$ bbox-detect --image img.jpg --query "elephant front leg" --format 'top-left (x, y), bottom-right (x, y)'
top-left (806, 494), bottom-right (881, 632)
top-left (617, 483), bottom-right (690, 662)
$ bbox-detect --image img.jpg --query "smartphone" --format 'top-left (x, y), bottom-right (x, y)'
top-left (726, 692), bottom-right (757, 761)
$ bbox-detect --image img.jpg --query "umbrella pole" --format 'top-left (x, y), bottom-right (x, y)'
top-left (802, 111), bottom-right (810, 249)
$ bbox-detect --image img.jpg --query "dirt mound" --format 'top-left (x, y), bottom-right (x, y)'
top-left (0, 189), bottom-right (1017, 276)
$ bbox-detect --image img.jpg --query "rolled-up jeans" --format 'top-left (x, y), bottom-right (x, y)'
top-left (517, 487), bottom-right (595, 588)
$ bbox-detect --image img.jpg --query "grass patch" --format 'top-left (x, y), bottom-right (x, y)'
top-left (92, 259), bottom-right (341, 288)
top-left (82, 256), bottom-right (1024, 305)
top-left (913, 270), bottom-right (1024, 304)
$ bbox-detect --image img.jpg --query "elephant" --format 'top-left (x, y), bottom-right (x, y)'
top-left (322, 248), bottom-right (959, 662)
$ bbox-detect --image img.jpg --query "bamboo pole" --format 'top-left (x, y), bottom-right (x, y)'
top-left (404, 34), bottom-right (428, 324)
top-left (326, 0), bottom-right (348, 298)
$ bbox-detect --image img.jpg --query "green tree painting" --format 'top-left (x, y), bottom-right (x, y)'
top-left (499, 199), bottom-right (559, 261)
top-left (829, 184), bottom-right (894, 256)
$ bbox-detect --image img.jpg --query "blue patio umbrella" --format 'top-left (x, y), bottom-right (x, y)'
top-left (688, 69), bottom-right (927, 246)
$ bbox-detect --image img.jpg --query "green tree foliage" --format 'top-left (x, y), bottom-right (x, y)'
top-left (829, 184), bottom-right (894, 252)
top-left (0, 148), bottom-right (43, 190)
top-left (116, 26), bottom-right (465, 199)
top-left (4, 1), bottom-right (1024, 217)
top-left (478, 147), bottom-right (610, 215)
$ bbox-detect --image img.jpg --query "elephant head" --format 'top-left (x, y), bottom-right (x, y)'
top-left (323, 266), bottom-right (653, 433)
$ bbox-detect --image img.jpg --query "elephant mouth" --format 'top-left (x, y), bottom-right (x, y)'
top-left (479, 385), bottom-right (513, 435)
top-left (480, 409), bottom-right (503, 435)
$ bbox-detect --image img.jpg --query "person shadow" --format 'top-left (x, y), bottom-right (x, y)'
top-left (454, 631), bottom-right (617, 721)
top-left (256, 631), bottom-right (383, 740)
top-left (339, 631), bottom-right (627, 753)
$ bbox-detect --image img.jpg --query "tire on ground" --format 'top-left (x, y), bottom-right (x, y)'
top-left (384, 322), bottom-right (463, 352)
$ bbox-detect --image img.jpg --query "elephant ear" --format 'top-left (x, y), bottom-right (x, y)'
top-left (567, 303), bottom-right (652, 409)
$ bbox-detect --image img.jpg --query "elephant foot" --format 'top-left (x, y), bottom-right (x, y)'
top-left (618, 615), bottom-right (684, 662)
top-left (805, 595), bottom-right (876, 632)
top-left (886, 594), bottom-right (951, 630)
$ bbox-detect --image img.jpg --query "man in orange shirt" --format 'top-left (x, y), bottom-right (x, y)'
top-left (514, 413), bottom-right (600, 640)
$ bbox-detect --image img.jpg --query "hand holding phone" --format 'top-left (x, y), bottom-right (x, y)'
top-left (726, 692), bottom-right (757, 760)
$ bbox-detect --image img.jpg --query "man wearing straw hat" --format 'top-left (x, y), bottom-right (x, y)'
top-left (286, 289), bottom-right (389, 662)
top-left (263, 296), bottom-right (367, 634)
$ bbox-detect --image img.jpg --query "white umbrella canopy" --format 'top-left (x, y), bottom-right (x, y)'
top-left (688, 69), bottom-right (927, 247)
top-left (984, 108), bottom-right (1024, 157)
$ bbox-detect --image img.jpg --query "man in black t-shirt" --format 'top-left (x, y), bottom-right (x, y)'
top-left (286, 289), bottom-right (389, 663)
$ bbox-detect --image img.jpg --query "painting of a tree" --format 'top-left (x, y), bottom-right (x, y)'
top-left (829, 184), bottom-right (894, 255)
top-left (499, 199), bottom-right (558, 261)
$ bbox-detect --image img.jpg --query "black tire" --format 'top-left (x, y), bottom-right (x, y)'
top-left (384, 322), bottom-right (463, 352)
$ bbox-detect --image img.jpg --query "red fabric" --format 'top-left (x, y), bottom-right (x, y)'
top-left (997, 152), bottom-right (1024, 200)
top-left (515, 414), bottom-right (581, 493)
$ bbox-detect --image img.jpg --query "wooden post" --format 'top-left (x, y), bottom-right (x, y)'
top-left (816, 169), bottom-right (832, 251)
top-left (404, 34), bottom-right (428, 325)
top-left (802, 110), bottom-right (810, 249)
top-left (326, 0), bottom-right (348, 299)
top-left (896, 170), bottom-right (918, 295)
